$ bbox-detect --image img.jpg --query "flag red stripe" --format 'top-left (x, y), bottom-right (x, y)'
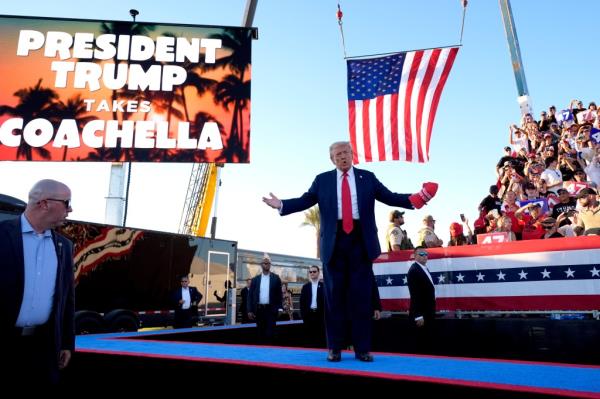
top-left (426, 47), bottom-right (458, 156)
top-left (415, 49), bottom-right (441, 162)
top-left (362, 99), bottom-right (372, 162)
top-left (390, 93), bottom-right (399, 160)
top-left (376, 96), bottom-right (385, 161)
top-left (348, 100), bottom-right (358, 164)
top-left (404, 51), bottom-right (423, 162)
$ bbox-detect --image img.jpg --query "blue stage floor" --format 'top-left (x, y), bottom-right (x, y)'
top-left (76, 325), bottom-right (600, 398)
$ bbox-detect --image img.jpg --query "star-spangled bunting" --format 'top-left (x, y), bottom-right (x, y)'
top-left (377, 264), bottom-right (600, 287)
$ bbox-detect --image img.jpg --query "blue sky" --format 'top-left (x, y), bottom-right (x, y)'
top-left (1, 1), bottom-right (599, 258)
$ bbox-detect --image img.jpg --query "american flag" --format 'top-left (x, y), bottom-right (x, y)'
top-left (347, 47), bottom-right (459, 164)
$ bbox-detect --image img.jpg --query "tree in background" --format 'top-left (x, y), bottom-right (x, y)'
top-left (301, 205), bottom-right (321, 258)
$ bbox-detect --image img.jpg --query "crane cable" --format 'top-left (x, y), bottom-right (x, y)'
top-left (337, 2), bottom-right (468, 58)
top-left (336, 3), bottom-right (347, 59)
top-left (459, 0), bottom-right (468, 45)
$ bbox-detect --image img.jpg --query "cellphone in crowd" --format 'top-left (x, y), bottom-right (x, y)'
top-left (460, 213), bottom-right (466, 222)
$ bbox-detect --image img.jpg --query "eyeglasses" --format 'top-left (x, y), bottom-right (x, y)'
top-left (417, 252), bottom-right (428, 256)
top-left (309, 270), bottom-right (318, 274)
top-left (45, 198), bottom-right (71, 208)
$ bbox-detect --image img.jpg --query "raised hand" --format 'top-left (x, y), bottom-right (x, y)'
top-left (409, 182), bottom-right (438, 209)
top-left (262, 192), bottom-right (282, 209)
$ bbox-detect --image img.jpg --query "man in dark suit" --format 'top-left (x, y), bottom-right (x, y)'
top-left (0, 179), bottom-right (75, 386)
top-left (172, 275), bottom-right (202, 328)
top-left (407, 246), bottom-right (437, 353)
top-left (300, 265), bottom-right (325, 347)
top-left (239, 278), bottom-right (252, 323)
top-left (371, 272), bottom-right (382, 320)
top-left (263, 141), bottom-right (438, 362)
top-left (247, 253), bottom-right (282, 342)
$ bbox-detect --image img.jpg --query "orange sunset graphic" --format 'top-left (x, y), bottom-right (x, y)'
top-left (0, 15), bottom-right (252, 163)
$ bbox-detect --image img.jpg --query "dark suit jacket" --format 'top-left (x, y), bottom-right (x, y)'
top-left (407, 262), bottom-right (436, 321)
top-left (281, 168), bottom-right (413, 264)
top-left (247, 273), bottom-right (282, 315)
top-left (300, 280), bottom-right (324, 319)
top-left (372, 276), bottom-right (382, 312)
top-left (172, 286), bottom-right (202, 310)
top-left (0, 216), bottom-right (75, 355)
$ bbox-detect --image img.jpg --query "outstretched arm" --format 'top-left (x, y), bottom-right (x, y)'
top-left (262, 192), bottom-right (282, 210)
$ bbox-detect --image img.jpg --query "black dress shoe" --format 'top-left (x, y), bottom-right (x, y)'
top-left (355, 352), bottom-right (374, 362)
top-left (327, 350), bottom-right (341, 362)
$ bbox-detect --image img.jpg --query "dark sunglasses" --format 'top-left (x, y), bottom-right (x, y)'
top-left (309, 270), bottom-right (318, 274)
top-left (418, 252), bottom-right (428, 256)
top-left (45, 198), bottom-right (71, 208)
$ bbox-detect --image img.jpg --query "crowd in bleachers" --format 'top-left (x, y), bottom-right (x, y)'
top-left (388, 100), bottom-right (600, 250)
top-left (472, 99), bottom-right (600, 242)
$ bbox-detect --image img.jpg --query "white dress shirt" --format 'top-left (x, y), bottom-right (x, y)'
top-left (336, 167), bottom-right (359, 219)
top-left (310, 280), bottom-right (319, 309)
top-left (259, 273), bottom-right (271, 304)
top-left (181, 287), bottom-right (191, 309)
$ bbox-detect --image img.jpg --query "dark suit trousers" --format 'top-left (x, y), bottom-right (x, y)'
top-left (303, 309), bottom-right (325, 347)
top-left (174, 308), bottom-right (197, 329)
top-left (412, 316), bottom-right (436, 354)
top-left (5, 324), bottom-right (58, 386)
top-left (323, 225), bottom-right (373, 353)
top-left (255, 305), bottom-right (277, 342)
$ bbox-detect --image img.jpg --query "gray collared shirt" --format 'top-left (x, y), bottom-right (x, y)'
top-left (15, 214), bottom-right (57, 327)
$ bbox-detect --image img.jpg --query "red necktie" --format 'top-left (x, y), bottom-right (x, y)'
top-left (342, 172), bottom-right (353, 234)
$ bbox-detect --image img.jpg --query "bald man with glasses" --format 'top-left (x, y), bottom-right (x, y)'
top-left (0, 179), bottom-right (75, 386)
